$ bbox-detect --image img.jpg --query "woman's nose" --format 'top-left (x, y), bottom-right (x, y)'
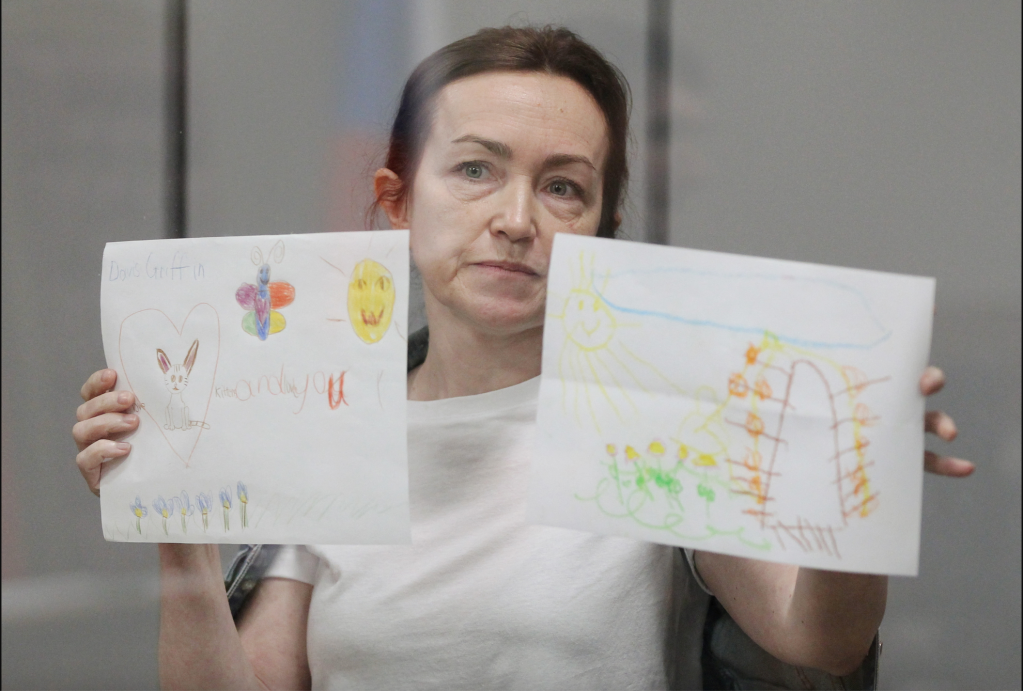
top-left (490, 177), bottom-right (536, 242)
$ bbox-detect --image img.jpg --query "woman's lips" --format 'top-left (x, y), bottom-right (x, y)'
top-left (474, 261), bottom-right (540, 276)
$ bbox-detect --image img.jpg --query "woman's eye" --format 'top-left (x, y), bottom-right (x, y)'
top-left (548, 180), bottom-right (580, 198)
top-left (464, 164), bottom-right (484, 179)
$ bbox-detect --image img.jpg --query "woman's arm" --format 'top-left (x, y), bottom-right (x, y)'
top-left (238, 577), bottom-right (314, 690)
top-left (158, 545), bottom-right (313, 690)
top-left (73, 370), bottom-right (312, 690)
top-left (695, 552), bottom-right (885, 676)
top-left (157, 544), bottom-right (259, 690)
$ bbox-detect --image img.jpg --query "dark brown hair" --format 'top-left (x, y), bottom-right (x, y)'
top-left (369, 25), bottom-right (631, 238)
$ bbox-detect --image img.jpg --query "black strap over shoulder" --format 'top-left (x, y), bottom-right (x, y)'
top-left (407, 325), bottom-right (429, 372)
top-left (700, 595), bottom-right (880, 690)
top-left (224, 543), bottom-right (281, 619)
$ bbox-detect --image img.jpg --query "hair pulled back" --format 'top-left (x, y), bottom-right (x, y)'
top-left (371, 25), bottom-right (631, 239)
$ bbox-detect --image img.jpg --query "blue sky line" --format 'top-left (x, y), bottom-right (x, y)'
top-left (607, 266), bottom-right (891, 337)
top-left (591, 282), bottom-right (892, 350)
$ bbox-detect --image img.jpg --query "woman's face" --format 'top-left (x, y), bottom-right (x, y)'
top-left (394, 71), bottom-right (609, 335)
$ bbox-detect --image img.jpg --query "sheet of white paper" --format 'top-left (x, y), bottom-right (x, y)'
top-left (100, 231), bottom-right (410, 544)
top-left (528, 234), bottom-right (934, 575)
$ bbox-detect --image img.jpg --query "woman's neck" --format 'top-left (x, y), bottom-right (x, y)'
top-left (407, 303), bottom-right (543, 401)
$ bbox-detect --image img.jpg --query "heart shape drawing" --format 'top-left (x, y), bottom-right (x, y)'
top-left (118, 303), bottom-right (221, 468)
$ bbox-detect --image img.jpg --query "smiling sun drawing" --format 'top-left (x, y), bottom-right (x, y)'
top-left (348, 259), bottom-right (395, 344)
top-left (551, 252), bottom-right (682, 432)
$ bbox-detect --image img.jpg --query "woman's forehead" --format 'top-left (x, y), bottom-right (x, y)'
top-left (430, 72), bottom-right (609, 165)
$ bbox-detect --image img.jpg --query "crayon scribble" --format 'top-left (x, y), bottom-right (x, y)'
top-left (236, 240), bottom-right (295, 340)
top-left (562, 251), bottom-right (891, 559)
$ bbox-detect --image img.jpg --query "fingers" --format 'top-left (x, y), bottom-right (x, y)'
top-left (81, 369), bottom-right (117, 402)
top-left (76, 389), bottom-right (135, 423)
top-left (923, 408), bottom-right (971, 477)
top-left (75, 370), bottom-right (135, 497)
top-left (76, 439), bottom-right (132, 497)
top-left (924, 450), bottom-right (975, 478)
top-left (72, 412), bottom-right (138, 451)
top-left (924, 410), bottom-right (958, 442)
top-left (919, 366), bottom-right (946, 396)
top-left (919, 369), bottom-right (970, 477)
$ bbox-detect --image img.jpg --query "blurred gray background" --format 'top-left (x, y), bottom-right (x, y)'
top-left (2, 1), bottom-right (1019, 689)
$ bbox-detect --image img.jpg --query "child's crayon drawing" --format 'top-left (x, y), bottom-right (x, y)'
top-left (347, 259), bottom-right (396, 344)
top-left (100, 232), bottom-right (412, 545)
top-left (549, 252), bottom-right (683, 433)
top-left (118, 303), bottom-right (221, 468)
top-left (157, 339), bottom-right (199, 431)
top-left (107, 479), bottom-right (403, 542)
top-left (236, 239), bottom-right (296, 340)
top-left (197, 491), bottom-right (213, 532)
top-left (130, 496), bottom-right (148, 535)
top-left (578, 332), bottom-right (888, 558)
top-left (530, 234), bottom-right (935, 576)
top-left (219, 486), bottom-right (233, 531)
top-left (238, 481), bottom-right (249, 528)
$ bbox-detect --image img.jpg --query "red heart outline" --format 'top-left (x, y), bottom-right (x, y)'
top-left (118, 303), bottom-right (221, 468)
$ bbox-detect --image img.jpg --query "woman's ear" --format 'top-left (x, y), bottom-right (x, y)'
top-left (373, 168), bottom-right (410, 229)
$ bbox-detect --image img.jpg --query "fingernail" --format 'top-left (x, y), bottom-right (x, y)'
top-left (118, 392), bottom-right (132, 405)
top-left (123, 414), bottom-right (138, 426)
top-left (115, 442), bottom-right (131, 452)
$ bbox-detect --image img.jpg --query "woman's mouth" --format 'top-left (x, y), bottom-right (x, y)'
top-left (474, 261), bottom-right (540, 276)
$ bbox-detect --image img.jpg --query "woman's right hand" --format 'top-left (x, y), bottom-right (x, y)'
top-left (73, 368), bottom-right (139, 496)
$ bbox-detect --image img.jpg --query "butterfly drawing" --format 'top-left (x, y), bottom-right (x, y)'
top-left (235, 239), bottom-right (295, 340)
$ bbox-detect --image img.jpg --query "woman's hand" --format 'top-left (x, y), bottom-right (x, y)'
top-left (920, 366), bottom-right (974, 477)
top-left (73, 368), bottom-right (139, 496)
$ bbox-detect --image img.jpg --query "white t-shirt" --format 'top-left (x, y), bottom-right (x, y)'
top-left (266, 376), bottom-right (710, 690)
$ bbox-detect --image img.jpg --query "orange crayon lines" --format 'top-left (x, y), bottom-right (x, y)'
top-left (328, 372), bottom-right (347, 410)
top-left (843, 492), bottom-right (879, 519)
top-left (833, 367), bottom-right (891, 398)
top-left (853, 402), bottom-right (879, 426)
top-left (744, 412), bottom-right (765, 437)
top-left (726, 449), bottom-right (780, 506)
top-left (728, 373), bottom-right (749, 398)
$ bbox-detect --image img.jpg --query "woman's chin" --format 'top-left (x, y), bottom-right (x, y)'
top-left (454, 296), bottom-right (545, 335)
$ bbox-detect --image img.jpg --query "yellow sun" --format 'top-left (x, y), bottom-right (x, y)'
top-left (551, 252), bottom-right (682, 433)
top-left (347, 259), bottom-right (395, 344)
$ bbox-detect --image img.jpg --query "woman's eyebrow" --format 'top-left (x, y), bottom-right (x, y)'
top-left (543, 153), bottom-right (596, 172)
top-left (451, 135), bottom-right (511, 158)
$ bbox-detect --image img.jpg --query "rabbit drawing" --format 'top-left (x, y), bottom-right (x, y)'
top-left (157, 339), bottom-right (198, 431)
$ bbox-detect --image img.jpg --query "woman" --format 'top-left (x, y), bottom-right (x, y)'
top-left (73, 26), bottom-right (971, 690)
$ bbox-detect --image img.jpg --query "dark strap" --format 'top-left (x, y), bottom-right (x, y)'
top-left (224, 544), bottom-right (281, 619)
top-left (407, 325), bottom-right (429, 372)
top-left (224, 327), bottom-right (430, 621)
top-left (700, 595), bottom-right (880, 690)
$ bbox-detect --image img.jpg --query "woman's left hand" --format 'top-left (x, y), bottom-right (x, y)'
top-left (920, 365), bottom-right (974, 477)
